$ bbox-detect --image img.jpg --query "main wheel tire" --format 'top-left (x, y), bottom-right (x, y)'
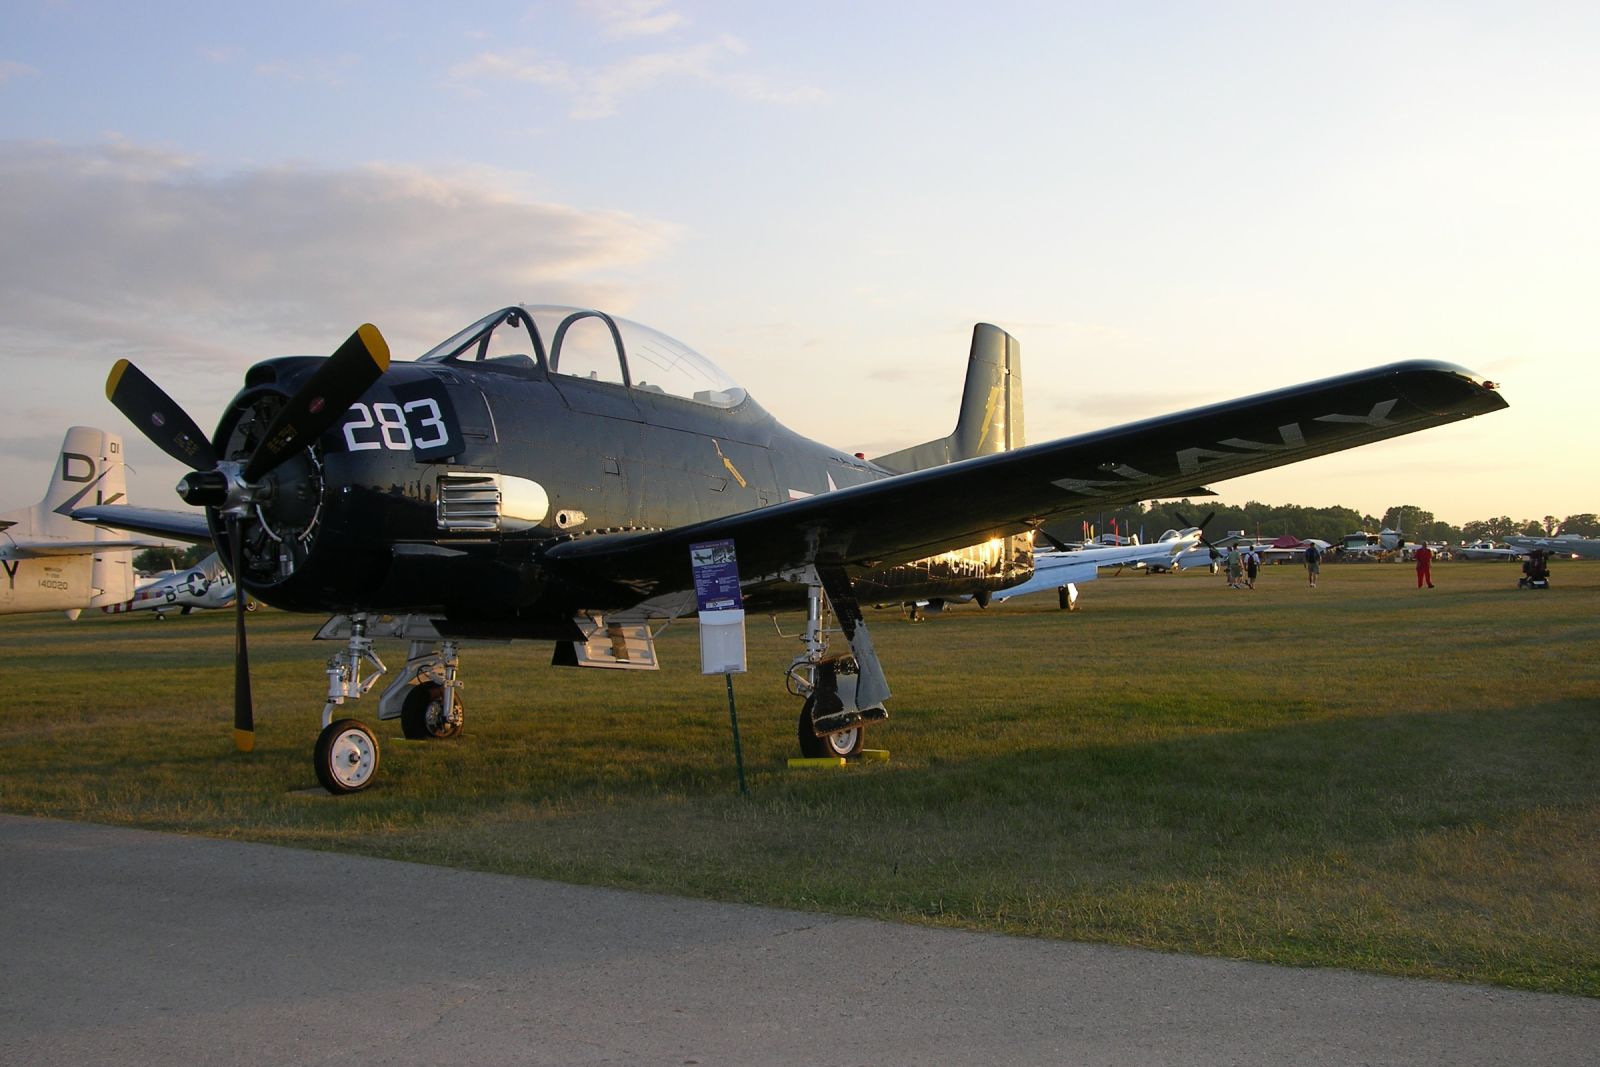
top-left (796, 697), bottom-right (865, 760)
top-left (400, 683), bottom-right (463, 740)
top-left (315, 718), bottom-right (380, 794)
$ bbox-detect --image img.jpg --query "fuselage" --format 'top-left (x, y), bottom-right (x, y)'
top-left (218, 310), bottom-right (1032, 629)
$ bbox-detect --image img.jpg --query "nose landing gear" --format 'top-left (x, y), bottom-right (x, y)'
top-left (309, 614), bottom-right (466, 793)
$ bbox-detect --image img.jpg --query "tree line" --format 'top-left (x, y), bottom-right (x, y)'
top-left (133, 544), bottom-right (212, 573)
top-left (1045, 503), bottom-right (1600, 547)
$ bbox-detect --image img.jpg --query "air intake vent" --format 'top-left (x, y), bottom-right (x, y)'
top-left (437, 474), bottom-right (501, 532)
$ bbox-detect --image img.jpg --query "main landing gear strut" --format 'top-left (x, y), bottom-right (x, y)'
top-left (785, 569), bottom-right (890, 760)
top-left (311, 614), bottom-right (464, 794)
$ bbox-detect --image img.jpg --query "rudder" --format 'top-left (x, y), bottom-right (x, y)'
top-left (874, 323), bottom-right (1023, 474)
top-left (38, 426), bottom-right (128, 537)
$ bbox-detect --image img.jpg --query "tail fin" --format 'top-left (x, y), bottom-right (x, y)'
top-left (38, 426), bottom-right (129, 538)
top-left (874, 323), bottom-right (1023, 474)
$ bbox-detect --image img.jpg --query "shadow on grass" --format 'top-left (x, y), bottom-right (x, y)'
top-left (401, 698), bottom-right (1599, 994)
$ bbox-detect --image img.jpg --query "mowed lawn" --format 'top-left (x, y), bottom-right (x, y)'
top-left (2, 559), bottom-right (1596, 995)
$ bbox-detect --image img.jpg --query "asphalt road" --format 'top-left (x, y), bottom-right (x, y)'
top-left (2, 813), bottom-right (1595, 1066)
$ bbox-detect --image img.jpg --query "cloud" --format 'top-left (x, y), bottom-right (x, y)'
top-left (0, 60), bottom-right (39, 84)
top-left (581, 0), bottom-right (687, 38)
top-left (447, 33), bottom-right (822, 119)
top-left (253, 54), bottom-right (363, 87)
top-left (0, 139), bottom-right (679, 504)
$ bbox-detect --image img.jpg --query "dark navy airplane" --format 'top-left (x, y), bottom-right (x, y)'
top-left (80, 305), bottom-right (1508, 792)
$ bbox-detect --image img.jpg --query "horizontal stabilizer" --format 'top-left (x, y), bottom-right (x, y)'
top-left (71, 504), bottom-right (213, 544)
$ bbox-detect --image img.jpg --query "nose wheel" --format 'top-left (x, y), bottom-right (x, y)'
top-left (314, 719), bottom-right (380, 794)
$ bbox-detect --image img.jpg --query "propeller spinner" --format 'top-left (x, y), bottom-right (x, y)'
top-left (106, 326), bottom-right (391, 751)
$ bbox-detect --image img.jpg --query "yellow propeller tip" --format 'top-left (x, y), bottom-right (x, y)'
top-left (106, 359), bottom-right (130, 401)
top-left (356, 323), bottom-right (391, 371)
top-left (233, 729), bottom-right (256, 753)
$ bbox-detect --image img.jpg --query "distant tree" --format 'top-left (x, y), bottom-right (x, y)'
top-left (1462, 516), bottom-right (1521, 541)
top-left (1048, 499), bottom-right (1381, 547)
top-left (131, 544), bottom-right (209, 573)
top-left (1560, 513), bottom-right (1600, 536)
top-left (133, 546), bottom-right (185, 573)
top-left (1044, 501), bottom-right (1589, 548)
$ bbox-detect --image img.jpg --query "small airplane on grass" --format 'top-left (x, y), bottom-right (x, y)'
top-left (77, 305), bottom-right (1508, 793)
top-left (1, 426), bottom-right (160, 619)
top-left (993, 520), bottom-right (1209, 610)
top-left (1453, 540), bottom-right (1524, 561)
top-left (1505, 533), bottom-right (1600, 560)
top-left (101, 551), bottom-right (245, 619)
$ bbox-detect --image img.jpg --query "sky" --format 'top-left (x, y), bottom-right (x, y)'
top-left (2, 1), bottom-right (1596, 527)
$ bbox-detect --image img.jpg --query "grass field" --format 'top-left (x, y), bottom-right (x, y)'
top-left (2, 559), bottom-right (1596, 996)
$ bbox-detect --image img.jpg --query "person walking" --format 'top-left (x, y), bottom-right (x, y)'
top-left (1244, 546), bottom-right (1261, 589)
top-left (1226, 547), bottom-right (1243, 589)
top-left (1304, 541), bottom-right (1322, 589)
top-left (1414, 543), bottom-right (1434, 588)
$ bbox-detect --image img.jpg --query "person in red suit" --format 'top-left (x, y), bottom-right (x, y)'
top-left (1414, 543), bottom-right (1434, 588)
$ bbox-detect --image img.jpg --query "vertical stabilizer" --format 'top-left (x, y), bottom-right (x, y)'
top-left (874, 323), bottom-right (1023, 474)
top-left (36, 426), bottom-right (128, 538)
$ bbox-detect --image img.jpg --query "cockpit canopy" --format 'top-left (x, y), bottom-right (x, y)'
top-left (418, 305), bottom-right (748, 409)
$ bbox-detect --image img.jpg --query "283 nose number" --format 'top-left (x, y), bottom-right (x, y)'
top-left (342, 399), bottom-right (450, 452)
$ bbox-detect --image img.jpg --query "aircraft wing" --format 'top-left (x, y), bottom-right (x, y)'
top-left (69, 505), bottom-right (213, 545)
top-left (993, 537), bottom-right (1195, 600)
top-left (992, 557), bottom-right (1103, 601)
top-left (0, 535), bottom-right (168, 560)
top-left (543, 360), bottom-right (1506, 601)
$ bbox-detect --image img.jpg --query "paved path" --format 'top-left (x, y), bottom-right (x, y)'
top-left (2, 814), bottom-right (1595, 1065)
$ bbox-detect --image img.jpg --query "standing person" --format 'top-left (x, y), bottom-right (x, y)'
top-left (1244, 546), bottom-right (1261, 589)
top-left (1226, 546), bottom-right (1243, 589)
top-left (1304, 541), bottom-right (1322, 589)
top-left (1414, 542), bottom-right (1434, 588)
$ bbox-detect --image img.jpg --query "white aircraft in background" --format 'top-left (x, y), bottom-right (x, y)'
top-left (1254, 535), bottom-right (1333, 564)
top-left (101, 551), bottom-right (244, 619)
top-left (1337, 526), bottom-right (1411, 558)
top-left (0, 426), bottom-right (161, 619)
top-left (1505, 533), bottom-right (1600, 560)
top-left (994, 517), bottom-right (1208, 610)
top-left (1453, 540), bottom-right (1524, 561)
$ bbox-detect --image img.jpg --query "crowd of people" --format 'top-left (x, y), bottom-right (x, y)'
top-left (1215, 540), bottom-right (1549, 592)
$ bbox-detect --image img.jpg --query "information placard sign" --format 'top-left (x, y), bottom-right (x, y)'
top-left (690, 539), bottom-right (746, 674)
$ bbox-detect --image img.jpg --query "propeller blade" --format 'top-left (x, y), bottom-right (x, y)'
top-left (228, 514), bottom-right (255, 752)
top-left (242, 324), bottom-right (391, 483)
top-left (105, 360), bottom-right (220, 471)
top-left (1036, 530), bottom-right (1075, 553)
top-left (1177, 510), bottom-right (1219, 550)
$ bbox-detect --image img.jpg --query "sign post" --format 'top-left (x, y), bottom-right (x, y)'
top-left (690, 539), bottom-right (748, 795)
